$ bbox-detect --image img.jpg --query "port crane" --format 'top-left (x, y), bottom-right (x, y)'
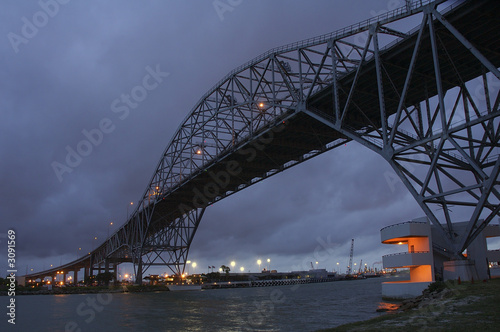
top-left (346, 239), bottom-right (354, 275)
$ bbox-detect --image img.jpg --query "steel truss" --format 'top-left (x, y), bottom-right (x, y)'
top-left (83, 0), bottom-right (498, 282)
top-left (304, 1), bottom-right (500, 256)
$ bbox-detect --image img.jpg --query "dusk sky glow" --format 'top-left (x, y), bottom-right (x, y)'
top-left (2, 0), bottom-right (499, 279)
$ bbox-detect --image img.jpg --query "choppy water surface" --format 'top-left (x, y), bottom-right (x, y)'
top-left (10, 277), bottom-right (400, 331)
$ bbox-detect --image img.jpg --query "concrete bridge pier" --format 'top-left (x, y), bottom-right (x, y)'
top-left (104, 259), bottom-right (110, 286)
top-left (84, 265), bottom-right (89, 282)
top-left (135, 260), bottom-right (143, 285)
top-left (113, 263), bottom-right (118, 285)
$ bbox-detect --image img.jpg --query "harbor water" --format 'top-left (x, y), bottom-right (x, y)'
top-left (9, 277), bottom-right (400, 331)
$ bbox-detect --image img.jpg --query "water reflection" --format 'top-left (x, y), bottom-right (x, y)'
top-left (17, 277), bottom-right (405, 331)
top-left (377, 302), bottom-right (400, 313)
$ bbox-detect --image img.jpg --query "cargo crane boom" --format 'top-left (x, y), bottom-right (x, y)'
top-left (347, 239), bottom-right (354, 275)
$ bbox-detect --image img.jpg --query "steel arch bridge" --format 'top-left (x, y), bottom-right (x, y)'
top-left (26, 0), bottom-right (500, 284)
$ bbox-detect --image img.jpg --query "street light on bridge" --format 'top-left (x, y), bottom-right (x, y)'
top-left (91, 236), bottom-right (97, 251)
top-left (107, 222), bottom-right (113, 239)
top-left (127, 202), bottom-right (133, 220)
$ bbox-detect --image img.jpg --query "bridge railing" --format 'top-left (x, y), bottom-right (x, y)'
top-left (197, 0), bottom-right (447, 106)
top-left (382, 251), bottom-right (431, 258)
top-left (379, 0), bottom-right (466, 54)
top-left (380, 221), bottom-right (428, 232)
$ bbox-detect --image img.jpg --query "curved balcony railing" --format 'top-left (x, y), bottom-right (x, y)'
top-left (383, 251), bottom-right (432, 268)
top-left (383, 251), bottom-right (430, 257)
top-left (380, 221), bottom-right (427, 232)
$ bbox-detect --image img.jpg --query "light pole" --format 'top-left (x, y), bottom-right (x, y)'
top-left (127, 202), bottom-right (133, 220)
top-left (192, 262), bottom-right (197, 275)
top-left (230, 261), bottom-right (236, 273)
top-left (257, 259), bottom-right (262, 272)
top-left (336, 262), bottom-right (340, 274)
top-left (186, 260), bottom-right (191, 275)
top-left (91, 236), bottom-right (97, 252)
top-left (240, 266), bottom-right (244, 273)
top-left (267, 258), bottom-right (270, 271)
top-left (107, 222), bottom-right (113, 239)
top-left (77, 247), bottom-right (82, 259)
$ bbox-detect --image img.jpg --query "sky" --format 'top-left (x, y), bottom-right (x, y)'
top-left (1, 0), bottom-right (497, 279)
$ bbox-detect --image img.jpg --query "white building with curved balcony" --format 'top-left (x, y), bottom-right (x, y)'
top-left (380, 218), bottom-right (434, 298)
top-left (381, 218), bottom-right (500, 298)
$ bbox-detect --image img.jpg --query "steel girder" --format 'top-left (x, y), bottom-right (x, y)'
top-left (305, 0), bottom-right (500, 257)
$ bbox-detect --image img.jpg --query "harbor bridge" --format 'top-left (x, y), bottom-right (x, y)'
top-left (26, 0), bottom-right (500, 284)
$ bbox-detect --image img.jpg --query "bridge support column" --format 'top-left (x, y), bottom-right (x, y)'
top-left (135, 207), bottom-right (207, 280)
top-left (135, 260), bottom-right (143, 285)
top-left (105, 259), bottom-right (110, 286)
top-left (74, 269), bottom-right (78, 285)
top-left (113, 263), bottom-right (118, 285)
top-left (90, 255), bottom-right (94, 279)
top-left (84, 265), bottom-right (89, 282)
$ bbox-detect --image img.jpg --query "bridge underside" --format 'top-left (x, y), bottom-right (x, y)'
top-left (309, 0), bottom-right (500, 126)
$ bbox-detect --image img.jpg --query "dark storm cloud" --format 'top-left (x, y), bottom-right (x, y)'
top-left (0, 0), bottom-right (419, 273)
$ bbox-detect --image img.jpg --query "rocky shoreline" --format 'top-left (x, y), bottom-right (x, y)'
top-left (324, 279), bottom-right (500, 331)
top-left (394, 284), bottom-right (456, 312)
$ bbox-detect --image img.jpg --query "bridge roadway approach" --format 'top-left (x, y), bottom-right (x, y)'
top-left (25, 0), bottom-right (500, 284)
